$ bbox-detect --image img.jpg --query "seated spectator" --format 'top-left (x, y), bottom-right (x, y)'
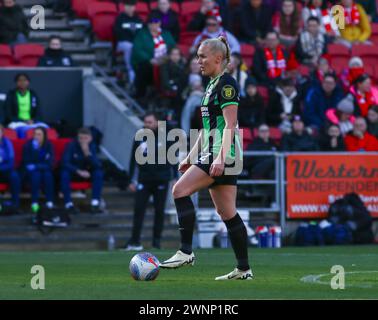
top-left (252, 31), bottom-right (288, 87)
top-left (238, 77), bottom-right (265, 129)
top-left (266, 78), bottom-right (302, 133)
top-left (37, 35), bottom-right (74, 67)
top-left (281, 115), bottom-right (319, 151)
top-left (325, 94), bottom-right (356, 136)
top-left (60, 127), bottom-right (104, 214)
top-left (131, 12), bottom-right (175, 98)
top-left (191, 16), bottom-right (240, 55)
top-left (22, 127), bottom-right (55, 213)
top-left (114, 0), bottom-right (143, 84)
top-left (337, 0), bottom-right (372, 48)
top-left (239, 0), bottom-right (273, 44)
top-left (295, 17), bottom-right (327, 66)
top-left (344, 116), bottom-right (378, 151)
top-left (367, 105), bottom-right (378, 138)
top-left (150, 0), bottom-right (180, 42)
top-left (0, 125), bottom-right (20, 212)
top-left (340, 56), bottom-right (365, 91)
top-left (0, 0), bottom-right (28, 45)
top-left (4, 73), bottom-right (48, 138)
top-left (350, 74), bottom-right (378, 117)
top-left (301, 0), bottom-right (339, 36)
top-left (303, 72), bottom-right (344, 129)
top-left (284, 53), bottom-right (310, 98)
top-left (188, 0), bottom-right (224, 32)
top-left (228, 53), bottom-right (248, 97)
top-left (319, 124), bottom-right (346, 151)
top-left (356, 0), bottom-right (377, 22)
top-left (182, 57), bottom-right (204, 99)
top-left (309, 55), bottom-right (333, 88)
top-left (272, 0), bottom-right (302, 47)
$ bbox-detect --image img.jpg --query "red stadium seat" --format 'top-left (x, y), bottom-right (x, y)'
top-left (179, 31), bottom-right (200, 46)
top-left (70, 181), bottom-right (92, 190)
top-left (370, 23), bottom-right (378, 45)
top-left (256, 85), bottom-right (269, 105)
top-left (253, 127), bottom-right (282, 143)
top-left (351, 44), bottom-right (378, 66)
top-left (52, 138), bottom-right (72, 168)
top-left (13, 44), bottom-right (44, 67)
top-left (131, 1), bottom-right (149, 22)
top-left (25, 128), bottom-right (59, 140)
top-left (180, 2), bottom-right (201, 29)
top-left (150, 1), bottom-right (180, 13)
top-left (0, 44), bottom-right (13, 66)
top-left (88, 2), bottom-right (118, 41)
top-left (177, 43), bottom-right (190, 58)
top-left (240, 127), bottom-right (253, 150)
top-left (3, 128), bottom-right (18, 140)
top-left (72, 0), bottom-right (96, 18)
top-left (240, 43), bottom-right (255, 68)
top-left (298, 64), bottom-right (310, 77)
top-left (327, 43), bottom-right (351, 67)
top-left (11, 139), bottom-right (27, 169)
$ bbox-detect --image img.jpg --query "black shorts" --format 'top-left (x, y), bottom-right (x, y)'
top-left (194, 152), bottom-right (238, 188)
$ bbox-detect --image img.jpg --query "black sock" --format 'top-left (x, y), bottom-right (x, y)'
top-left (224, 213), bottom-right (250, 271)
top-left (174, 196), bottom-right (196, 255)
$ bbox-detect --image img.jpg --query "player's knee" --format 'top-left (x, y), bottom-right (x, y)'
top-left (172, 183), bottom-right (187, 199)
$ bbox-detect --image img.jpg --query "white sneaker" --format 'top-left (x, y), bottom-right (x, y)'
top-left (215, 268), bottom-right (254, 280)
top-left (125, 244), bottom-right (143, 251)
top-left (159, 250), bottom-right (195, 269)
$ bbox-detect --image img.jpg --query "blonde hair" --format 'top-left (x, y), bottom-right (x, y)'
top-left (200, 36), bottom-right (231, 70)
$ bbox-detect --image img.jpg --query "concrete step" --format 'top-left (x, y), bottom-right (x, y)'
top-left (24, 7), bottom-right (54, 18)
top-left (27, 18), bottom-right (71, 30)
top-left (29, 30), bottom-right (85, 41)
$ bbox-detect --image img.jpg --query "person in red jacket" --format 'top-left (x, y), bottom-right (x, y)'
top-left (344, 116), bottom-right (378, 151)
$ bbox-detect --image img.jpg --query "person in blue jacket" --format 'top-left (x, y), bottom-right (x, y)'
top-left (60, 127), bottom-right (103, 214)
top-left (0, 125), bottom-right (21, 212)
top-left (22, 126), bottom-right (55, 213)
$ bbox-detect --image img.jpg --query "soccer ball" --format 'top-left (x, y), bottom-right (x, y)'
top-left (129, 252), bottom-right (160, 281)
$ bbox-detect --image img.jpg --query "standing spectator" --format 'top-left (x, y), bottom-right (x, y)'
top-left (238, 77), bottom-right (265, 129)
top-left (350, 74), bottom-right (378, 117)
top-left (295, 17), bottom-right (327, 66)
top-left (228, 53), bottom-right (248, 97)
top-left (252, 31), bottom-right (288, 87)
top-left (319, 124), bottom-right (346, 151)
top-left (344, 117), bottom-right (378, 151)
top-left (188, 0), bottom-right (225, 32)
top-left (281, 115), bottom-right (319, 151)
top-left (266, 78), bottom-right (302, 132)
top-left (303, 73), bottom-right (344, 129)
top-left (340, 56), bottom-right (365, 91)
top-left (0, 125), bottom-right (20, 213)
top-left (150, 0), bottom-right (180, 42)
top-left (239, 0), bottom-right (273, 44)
top-left (60, 128), bottom-right (104, 214)
top-left (38, 35), bottom-right (74, 67)
top-left (126, 113), bottom-right (178, 250)
top-left (273, 0), bottom-right (302, 47)
top-left (132, 12), bottom-right (175, 98)
top-left (356, 0), bottom-right (377, 22)
top-left (22, 127), bottom-right (55, 213)
top-left (114, 0), bottom-right (143, 84)
top-left (367, 105), bottom-right (378, 138)
top-left (325, 94), bottom-right (356, 136)
top-left (337, 0), bottom-right (372, 48)
top-left (191, 16), bottom-right (240, 55)
top-left (0, 0), bottom-right (28, 45)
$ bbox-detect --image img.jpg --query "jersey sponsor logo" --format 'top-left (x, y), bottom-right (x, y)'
top-left (201, 106), bottom-right (209, 117)
top-left (221, 85), bottom-right (236, 100)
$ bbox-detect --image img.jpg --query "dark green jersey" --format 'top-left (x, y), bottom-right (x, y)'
top-left (200, 72), bottom-right (242, 160)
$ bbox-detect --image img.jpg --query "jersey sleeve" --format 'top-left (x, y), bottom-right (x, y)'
top-left (218, 75), bottom-right (240, 109)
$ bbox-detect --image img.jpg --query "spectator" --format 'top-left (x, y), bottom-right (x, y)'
top-left (252, 31), bottom-right (288, 87)
top-left (182, 57), bottom-right (204, 97)
top-left (344, 116), bottom-right (378, 151)
top-left (37, 35), bottom-right (74, 67)
top-left (295, 17), bottom-right (327, 66)
top-left (22, 127), bottom-right (55, 213)
top-left (367, 105), bottom-right (378, 138)
top-left (273, 0), bottom-right (302, 47)
top-left (132, 12), bottom-right (175, 98)
top-left (319, 124), bottom-right (346, 151)
top-left (303, 72), bottom-right (344, 129)
top-left (340, 56), bottom-right (365, 91)
top-left (188, 0), bottom-right (224, 32)
top-left (228, 53), bottom-right (248, 97)
top-left (356, 0), bottom-right (377, 22)
top-left (350, 74), bottom-right (378, 117)
top-left (238, 77), bottom-right (265, 129)
top-left (281, 115), bottom-right (319, 151)
top-left (0, 0), bottom-right (28, 45)
top-left (114, 0), bottom-right (143, 84)
top-left (309, 55), bottom-right (333, 88)
top-left (0, 125), bottom-right (20, 212)
top-left (60, 127), bottom-right (104, 214)
top-left (325, 94), bottom-right (356, 136)
top-left (150, 0), bottom-right (180, 42)
top-left (239, 0), bottom-right (273, 44)
top-left (266, 78), bottom-right (302, 132)
top-left (284, 53), bottom-right (310, 98)
top-left (337, 0), bottom-right (371, 48)
top-left (191, 16), bottom-right (240, 55)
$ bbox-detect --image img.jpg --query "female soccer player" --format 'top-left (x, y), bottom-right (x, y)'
top-left (160, 37), bottom-right (253, 280)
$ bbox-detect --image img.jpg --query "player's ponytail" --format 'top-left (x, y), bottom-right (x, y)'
top-left (218, 36), bottom-right (231, 70)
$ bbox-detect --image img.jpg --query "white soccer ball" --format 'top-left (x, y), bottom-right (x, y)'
top-left (129, 252), bottom-right (160, 281)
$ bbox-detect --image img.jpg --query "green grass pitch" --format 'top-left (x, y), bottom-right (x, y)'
top-left (1, 246), bottom-right (377, 299)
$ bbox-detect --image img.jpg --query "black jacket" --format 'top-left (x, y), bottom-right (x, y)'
top-left (238, 94), bottom-right (265, 128)
top-left (160, 60), bottom-right (186, 93)
top-left (281, 131), bottom-right (319, 152)
top-left (113, 12), bottom-right (143, 42)
top-left (4, 89), bottom-right (40, 124)
top-left (38, 48), bottom-right (74, 67)
top-left (150, 9), bottom-right (180, 42)
top-left (319, 134), bottom-right (345, 151)
top-left (0, 5), bottom-right (29, 44)
top-left (266, 90), bottom-right (302, 126)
